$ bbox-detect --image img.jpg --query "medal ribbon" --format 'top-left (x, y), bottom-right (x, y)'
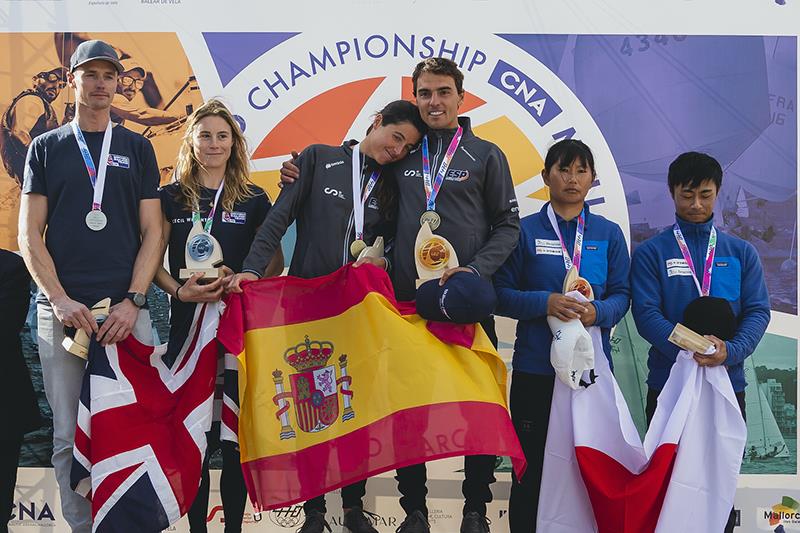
top-left (192, 180), bottom-right (225, 234)
top-left (351, 144), bottom-right (381, 241)
top-left (421, 126), bottom-right (463, 211)
top-left (71, 120), bottom-right (113, 212)
top-left (673, 224), bottom-right (717, 296)
top-left (547, 204), bottom-right (585, 273)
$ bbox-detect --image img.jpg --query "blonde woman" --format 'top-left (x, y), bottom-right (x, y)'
top-left (155, 99), bottom-right (282, 532)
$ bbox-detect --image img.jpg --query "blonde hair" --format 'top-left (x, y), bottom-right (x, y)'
top-left (173, 99), bottom-right (263, 213)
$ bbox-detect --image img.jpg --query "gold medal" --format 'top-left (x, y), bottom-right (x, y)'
top-left (350, 239), bottom-right (367, 258)
top-left (417, 237), bottom-right (450, 270)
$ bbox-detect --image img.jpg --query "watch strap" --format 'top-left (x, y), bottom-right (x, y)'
top-left (125, 292), bottom-right (146, 308)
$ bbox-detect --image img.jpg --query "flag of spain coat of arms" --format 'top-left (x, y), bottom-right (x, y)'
top-left (217, 264), bottom-right (525, 511)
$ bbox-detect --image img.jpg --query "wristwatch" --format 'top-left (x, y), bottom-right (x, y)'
top-left (125, 292), bottom-right (147, 308)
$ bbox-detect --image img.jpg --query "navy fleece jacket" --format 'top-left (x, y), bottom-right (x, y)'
top-left (494, 203), bottom-right (631, 375)
top-left (631, 216), bottom-right (770, 392)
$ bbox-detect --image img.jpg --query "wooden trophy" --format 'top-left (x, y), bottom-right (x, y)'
top-left (357, 236), bottom-right (385, 261)
top-left (562, 265), bottom-right (594, 301)
top-left (414, 221), bottom-right (459, 288)
top-left (62, 297), bottom-right (111, 359)
top-left (179, 220), bottom-right (225, 280)
top-left (668, 323), bottom-right (715, 354)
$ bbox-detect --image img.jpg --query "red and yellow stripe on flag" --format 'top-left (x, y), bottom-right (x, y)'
top-left (217, 264), bottom-right (525, 511)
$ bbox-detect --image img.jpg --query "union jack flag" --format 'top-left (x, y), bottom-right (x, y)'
top-left (70, 302), bottom-right (221, 532)
top-left (219, 351), bottom-right (241, 445)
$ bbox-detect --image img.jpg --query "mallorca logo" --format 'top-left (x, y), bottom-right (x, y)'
top-left (758, 496), bottom-right (800, 531)
top-left (271, 336), bottom-right (354, 438)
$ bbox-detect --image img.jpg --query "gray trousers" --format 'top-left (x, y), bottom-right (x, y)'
top-left (37, 302), bottom-right (152, 532)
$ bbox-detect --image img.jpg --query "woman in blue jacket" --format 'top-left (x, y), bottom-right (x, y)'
top-left (493, 139), bottom-right (631, 533)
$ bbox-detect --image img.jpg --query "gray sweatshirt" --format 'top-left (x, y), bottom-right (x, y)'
top-left (388, 116), bottom-right (520, 300)
top-left (241, 142), bottom-right (390, 278)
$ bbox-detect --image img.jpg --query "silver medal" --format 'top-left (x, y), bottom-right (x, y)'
top-left (419, 210), bottom-right (441, 231)
top-left (85, 209), bottom-right (107, 231)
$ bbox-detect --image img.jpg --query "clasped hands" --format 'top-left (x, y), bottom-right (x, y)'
top-left (547, 292), bottom-right (596, 327)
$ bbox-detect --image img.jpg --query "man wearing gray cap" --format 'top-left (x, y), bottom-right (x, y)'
top-left (17, 39), bottom-right (162, 531)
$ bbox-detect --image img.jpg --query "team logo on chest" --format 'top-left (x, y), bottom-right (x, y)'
top-left (270, 336), bottom-right (355, 439)
top-left (107, 154), bottom-right (130, 168)
top-left (444, 169), bottom-right (469, 182)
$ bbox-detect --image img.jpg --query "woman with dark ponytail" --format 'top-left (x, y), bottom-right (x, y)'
top-left (227, 100), bottom-right (427, 533)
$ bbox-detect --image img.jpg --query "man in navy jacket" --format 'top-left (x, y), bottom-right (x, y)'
top-left (631, 152), bottom-right (770, 533)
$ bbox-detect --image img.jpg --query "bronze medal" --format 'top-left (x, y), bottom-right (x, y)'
top-left (350, 239), bottom-right (367, 258)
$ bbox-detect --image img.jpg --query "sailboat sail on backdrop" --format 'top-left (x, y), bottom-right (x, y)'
top-left (744, 357), bottom-right (790, 461)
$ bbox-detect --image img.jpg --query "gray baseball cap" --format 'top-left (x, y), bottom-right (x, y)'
top-left (69, 40), bottom-right (124, 73)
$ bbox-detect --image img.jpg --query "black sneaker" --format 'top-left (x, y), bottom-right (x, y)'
top-left (460, 511), bottom-right (491, 533)
top-left (343, 507), bottom-right (380, 533)
top-left (297, 509), bottom-right (331, 533)
top-left (395, 510), bottom-right (430, 533)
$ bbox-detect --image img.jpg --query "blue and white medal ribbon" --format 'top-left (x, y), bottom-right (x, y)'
top-left (350, 144), bottom-right (381, 257)
top-left (71, 120), bottom-right (113, 231)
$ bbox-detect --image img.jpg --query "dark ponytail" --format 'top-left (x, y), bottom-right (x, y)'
top-left (371, 100), bottom-right (426, 223)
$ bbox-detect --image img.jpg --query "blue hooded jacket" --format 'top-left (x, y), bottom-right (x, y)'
top-left (494, 202), bottom-right (631, 375)
top-left (631, 216), bottom-right (771, 392)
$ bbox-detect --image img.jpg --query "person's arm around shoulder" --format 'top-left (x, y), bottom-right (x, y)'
top-left (630, 241), bottom-right (680, 362)
top-left (722, 241), bottom-right (771, 366)
top-left (18, 140), bottom-right (98, 335)
top-left (586, 223), bottom-right (631, 328)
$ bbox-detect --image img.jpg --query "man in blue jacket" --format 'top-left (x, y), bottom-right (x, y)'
top-left (631, 151), bottom-right (770, 533)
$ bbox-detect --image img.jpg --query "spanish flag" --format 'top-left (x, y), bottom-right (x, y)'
top-left (217, 264), bottom-right (525, 511)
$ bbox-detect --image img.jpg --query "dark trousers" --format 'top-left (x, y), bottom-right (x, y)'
top-left (1, 437), bottom-right (23, 533)
top-left (303, 480), bottom-right (368, 514)
top-left (507, 372), bottom-right (555, 533)
top-left (646, 387), bottom-right (746, 533)
top-left (188, 424), bottom-right (248, 533)
top-left (395, 455), bottom-right (497, 518)
top-left (395, 317), bottom-right (499, 518)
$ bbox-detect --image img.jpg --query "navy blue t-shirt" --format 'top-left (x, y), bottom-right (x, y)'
top-left (160, 182), bottom-right (270, 338)
top-left (23, 123), bottom-right (160, 307)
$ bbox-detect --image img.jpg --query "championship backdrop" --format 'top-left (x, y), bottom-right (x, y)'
top-left (1, 0), bottom-right (797, 531)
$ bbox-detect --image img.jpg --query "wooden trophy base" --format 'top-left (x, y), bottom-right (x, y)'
top-left (669, 323), bottom-right (715, 353)
top-left (179, 267), bottom-right (225, 281)
top-left (416, 276), bottom-right (439, 289)
top-left (357, 236), bottom-right (385, 261)
top-left (62, 297), bottom-right (111, 359)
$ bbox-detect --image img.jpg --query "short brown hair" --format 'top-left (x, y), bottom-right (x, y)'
top-left (411, 57), bottom-right (464, 95)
